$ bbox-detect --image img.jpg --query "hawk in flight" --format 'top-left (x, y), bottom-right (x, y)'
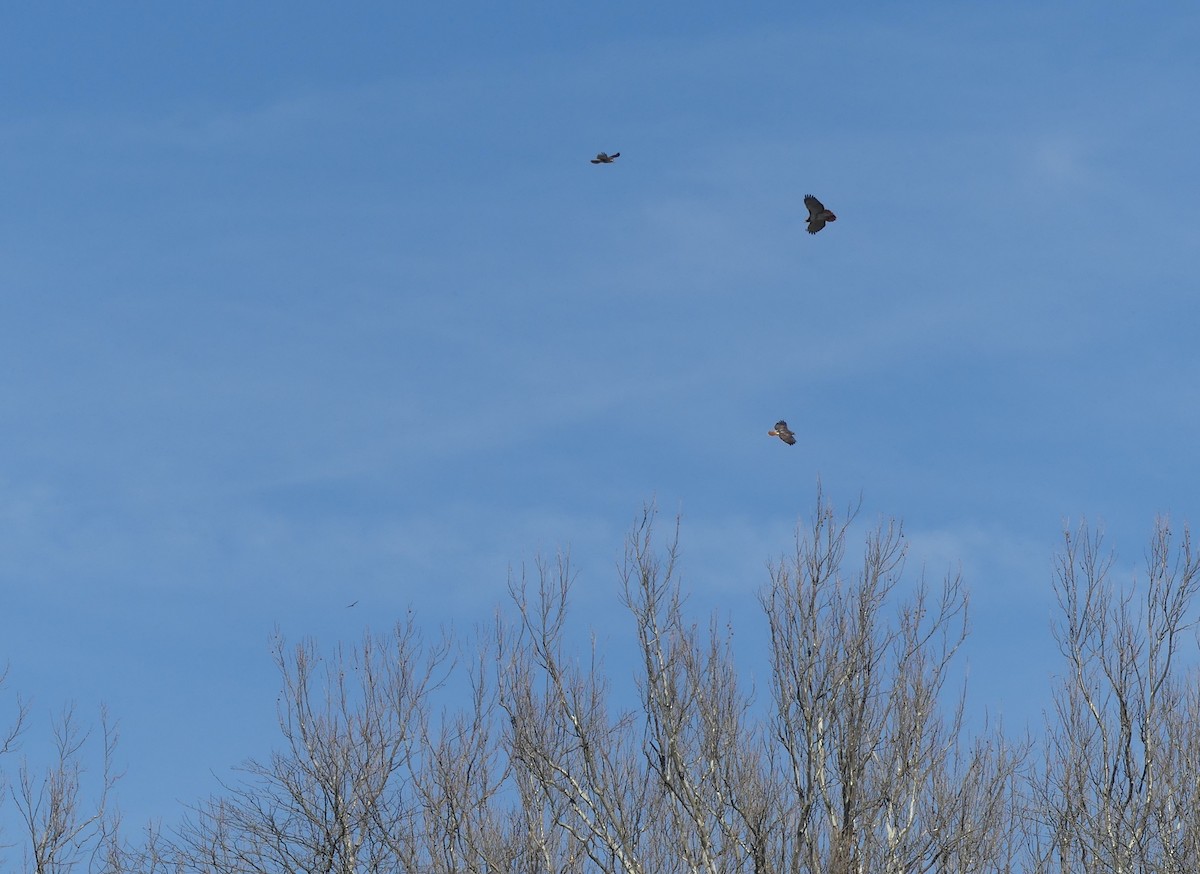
top-left (768, 420), bottom-right (797, 445)
top-left (804, 194), bottom-right (837, 234)
top-left (591, 152), bottom-right (621, 164)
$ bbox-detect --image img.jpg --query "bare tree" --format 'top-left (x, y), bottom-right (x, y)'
top-left (94, 819), bottom-right (177, 874)
top-left (760, 492), bottom-right (1023, 874)
top-left (411, 644), bottom-right (529, 874)
top-left (0, 663), bottom-right (32, 866)
top-left (8, 703), bottom-right (121, 874)
top-left (1027, 518), bottom-right (1200, 874)
top-left (622, 510), bottom-right (771, 874)
top-left (497, 552), bottom-right (656, 874)
top-left (173, 619), bottom-right (452, 873)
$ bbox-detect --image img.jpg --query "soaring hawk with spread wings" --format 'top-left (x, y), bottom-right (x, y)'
top-left (804, 194), bottom-right (837, 234)
top-left (768, 421), bottom-right (797, 445)
top-left (590, 152), bottom-right (620, 164)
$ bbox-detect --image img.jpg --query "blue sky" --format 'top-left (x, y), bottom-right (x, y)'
top-left (2, 2), bottom-right (1198, 833)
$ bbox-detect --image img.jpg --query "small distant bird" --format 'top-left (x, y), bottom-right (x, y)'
top-left (591, 152), bottom-right (620, 164)
top-left (768, 420), bottom-right (797, 445)
top-left (803, 194), bottom-right (837, 234)
top-left (346, 600), bottom-right (358, 608)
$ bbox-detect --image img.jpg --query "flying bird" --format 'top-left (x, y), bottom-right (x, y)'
top-left (804, 194), bottom-right (837, 234)
top-left (768, 421), bottom-right (797, 445)
top-left (590, 152), bottom-right (620, 164)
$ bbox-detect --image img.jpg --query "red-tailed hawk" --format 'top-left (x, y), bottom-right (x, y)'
top-left (590, 152), bottom-right (621, 164)
top-left (768, 420), bottom-right (797, 445)
top-left (804, 194), bottom-right (837, 234)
